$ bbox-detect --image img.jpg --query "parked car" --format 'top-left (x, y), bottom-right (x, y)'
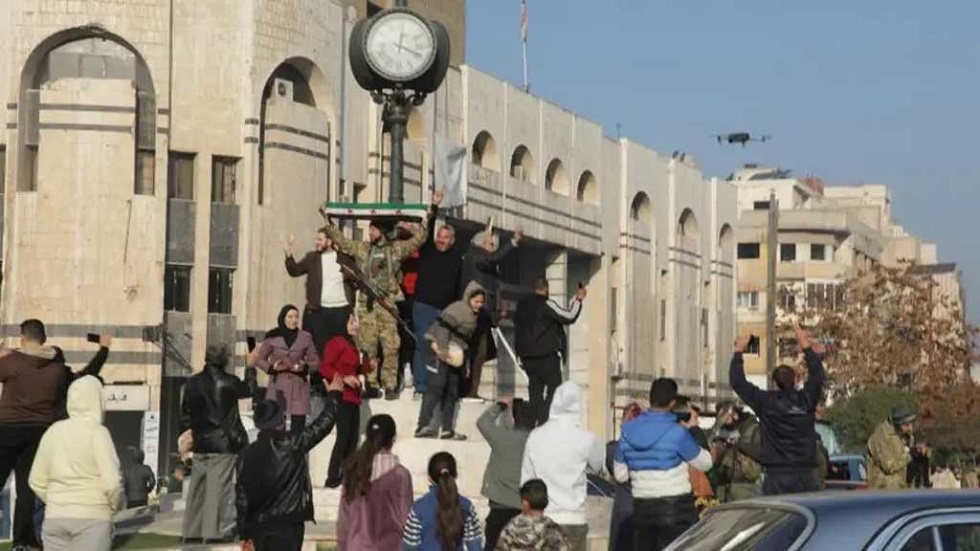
top-left (826, 453), bottom-right (868, 491)
top-left (666, 490), bottom-right (980, 550)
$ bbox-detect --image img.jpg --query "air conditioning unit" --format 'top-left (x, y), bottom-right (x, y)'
top-left (273, 78), bottom-right (294, 101)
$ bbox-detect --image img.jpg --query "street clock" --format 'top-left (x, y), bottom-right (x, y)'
top-left (350, 7), bottom-right (450, 94)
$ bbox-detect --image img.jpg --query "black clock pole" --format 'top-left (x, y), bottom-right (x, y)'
top-left (386, 90), bottom-right (409, 204)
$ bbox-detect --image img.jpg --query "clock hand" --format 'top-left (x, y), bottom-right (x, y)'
top-left (397, 33), bottom-right (404, 53)
top-left (401, 46), bottom-right (423, 59)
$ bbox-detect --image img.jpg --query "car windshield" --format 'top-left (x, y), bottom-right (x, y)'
top-left (667, 506), bottom-right (808, 551)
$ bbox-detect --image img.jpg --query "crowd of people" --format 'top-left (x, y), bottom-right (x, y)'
top-left (5, 190), bottom-right (978, 551)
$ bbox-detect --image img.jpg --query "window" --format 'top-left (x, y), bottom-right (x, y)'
top-left (211, 156), bottom-right (237, 203)
top-left (753, 201), bottom-right (770, 211)
top-left (208, 268), bottom-right (234, 314)
top-left (806, 282), bottom-right (843, 310)
top-left (168, 152), bottom-right (195, 200)
top-left (781, 290), bottom-right (797, 311)
top-left (811, 243), bottom-right (827, 261)
top-left (659, 299), bottom-right (667, 341)
top-left (669, 507), bottom-right (808, 551)
top-left (780, 243), bottom-right (796, 262)
top-left (701, 308), bottom-right (708, 348)
top-left (737, 243), bottom-right (760, 259)
top-left (135, 151), bottom-right (155, 195)
top-left (610, 288), bottom-right (618, 333)
top-left (737, 291), bottom-right (759, 310)
top-left (901, 523), bottom-right (980, 551)
top-left (164, 265), bottom-right (192, 312)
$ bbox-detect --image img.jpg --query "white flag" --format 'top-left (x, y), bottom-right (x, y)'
top-left (435, 134), bottom-right (468, 208)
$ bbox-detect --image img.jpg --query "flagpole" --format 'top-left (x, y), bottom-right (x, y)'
top-left (521, 0), bottom-right (529, 93)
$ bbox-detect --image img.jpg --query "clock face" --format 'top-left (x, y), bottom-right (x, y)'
top-left (365, 11), bottom-right (437, 82)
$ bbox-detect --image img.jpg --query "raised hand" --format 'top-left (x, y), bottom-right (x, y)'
top-left (99, 334), bottom-right (113, 348)
top-left (513, 225), bottom-right (524, 244)
top-left (734, 334), bottom-right (752, 354)
top-left (432, 188), bottom-right (445, 206)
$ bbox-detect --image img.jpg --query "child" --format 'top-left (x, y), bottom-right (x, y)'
top-left (403, 452), bottom-right (482, 551)
top-left (496, 479), bottom-right (571, 551)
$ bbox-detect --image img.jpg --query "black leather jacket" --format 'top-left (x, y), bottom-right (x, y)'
top-left (236, 391), bottom-right (342, 537)
top-left (180, 364), bottom-right (256, 454)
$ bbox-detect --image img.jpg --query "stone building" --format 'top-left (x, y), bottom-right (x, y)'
top-left (0, 0), bottom-right (737, 484)
top-left (732, 165), bottom-right (962, 385)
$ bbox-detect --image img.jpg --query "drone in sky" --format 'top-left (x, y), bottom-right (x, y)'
top-left (716, 132), bottom-right (772, 147)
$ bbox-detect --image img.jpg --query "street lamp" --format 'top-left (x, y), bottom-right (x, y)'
top-left (348, 2), bottom-right (450, 206)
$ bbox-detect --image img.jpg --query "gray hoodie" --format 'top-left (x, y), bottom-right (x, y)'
top-left (425, 280), bottom-right (485, 352)
top-left (477, 404), bottom-right (530, 510)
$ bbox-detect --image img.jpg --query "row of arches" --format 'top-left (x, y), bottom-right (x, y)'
top-left (628, 192), bottom-right (735, 253)
top-left (471, 130), bottom-right (600, 205)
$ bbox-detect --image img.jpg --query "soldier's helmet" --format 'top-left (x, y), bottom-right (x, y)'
top-left (889, 405), bottom-right (917, 426)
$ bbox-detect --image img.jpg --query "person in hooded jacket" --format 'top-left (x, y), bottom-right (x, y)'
top-left (252, 304), bottom-right (319, 433)
top-left (613, 379), bottom-right (713, 551)
top-left (0, 319), bottom-right (67, 550)
top-left (236, 376), bottom-right (345, 551)
top-left (729, 325), bottom-right (825, 496)
top-left (122, 448), bottom-right (156, 508)
top-left (459, 223), bottom-right (522, 399)
top-left (415, 281), bottom-right (487, 440)
top-left (180, 345), bottom-right (257, 543)
top-left (28, 376), bottom-right (122, 551)
top-left (521, 382), bottom-right (604, 551)
top-left (337, 414), bottom-right (413, 550)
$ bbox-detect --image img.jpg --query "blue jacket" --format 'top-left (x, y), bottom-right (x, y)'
top-left (615, 411), bottom-right (702, 471)
top-left (403, 487), bottom-right (483, 551)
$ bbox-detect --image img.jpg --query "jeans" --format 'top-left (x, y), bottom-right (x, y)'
top-left (632, 494), bottom-right (698, 551)
top-left (417, 357), bottom-right (460, 433)
top-left (0, 423), bottom-right (46, 548)
top-left (485, 505), bottom-right (521, 551)
top-left (762, 469), bottom-right (819, 496)
top-left (252, 521), bottom-right (305, 551)
top-left (523, 353), bottom-right (563, 425)
top-left (411, 301), bottom-right (441, 393)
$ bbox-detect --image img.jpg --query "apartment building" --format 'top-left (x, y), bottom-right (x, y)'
top-left (732, 165), bottom-right (962, 383)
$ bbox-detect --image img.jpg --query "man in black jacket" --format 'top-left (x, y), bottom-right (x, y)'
top-left (514, 277), bottom-right (586, 425)
top-left (180, 345), bottom-right (257, 543)
top-left (236, 376), bottom-right (344, 551)
top-left (729, 325), bottom-right (825, 496)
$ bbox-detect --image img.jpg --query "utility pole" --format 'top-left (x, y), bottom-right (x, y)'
top-left (766, 190), bottom-right (779, 376)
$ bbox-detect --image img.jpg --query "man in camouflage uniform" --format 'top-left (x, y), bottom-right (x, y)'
top-left (712, 402), bottom-right (762, 503)
top-left (321, 211), bottom-right (427, 399)
top-left (867, 405), bottom-right (915, 490)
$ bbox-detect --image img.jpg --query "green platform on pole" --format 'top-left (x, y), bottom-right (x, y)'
top-left (320, 202), bottom-right (428, 222)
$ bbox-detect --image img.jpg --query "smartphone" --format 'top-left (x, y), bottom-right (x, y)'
top-left (578, 281), bottom-right (585, 289)
top-left (747, 335), bottom-right (760, 350)
top-left (86, 333), bottom-right (100, 344)
top-left (246, 337), bottom-right (257, 352)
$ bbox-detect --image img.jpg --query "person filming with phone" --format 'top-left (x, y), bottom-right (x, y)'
top-left (729, 325), bottom-right (826, 496)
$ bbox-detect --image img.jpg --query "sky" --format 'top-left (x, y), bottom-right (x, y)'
top-left (465, 0), bottom-right (980, 319)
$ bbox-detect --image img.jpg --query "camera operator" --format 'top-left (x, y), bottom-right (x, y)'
top-left (710, 402), bottom-right (761, 503)
top-left (673, 397), bottom-right (714, 515)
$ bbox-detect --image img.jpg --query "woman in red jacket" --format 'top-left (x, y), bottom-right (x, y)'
top-left (320, 314), bottom-right (365, 488)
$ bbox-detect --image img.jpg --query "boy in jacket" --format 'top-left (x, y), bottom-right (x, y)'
top-left (237, 376), bottom-right (345, 551)
top-left (496, 479), bottom-right (571, 551)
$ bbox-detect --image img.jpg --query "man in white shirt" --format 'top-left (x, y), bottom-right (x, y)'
top-left (285, 228), bottom-right (354, 359)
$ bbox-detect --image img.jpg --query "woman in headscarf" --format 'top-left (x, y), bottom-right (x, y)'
top-left (251, 305), bottom-right (319, 433)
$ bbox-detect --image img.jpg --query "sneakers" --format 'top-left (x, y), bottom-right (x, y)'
top-left (439, 431), bottom-right (468, 441)
top-left (415, 427), bottom-right (438, 438)
top-left (384, 388), bottom-right (400, 401)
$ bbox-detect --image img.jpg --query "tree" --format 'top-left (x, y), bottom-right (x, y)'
top-left (825, 387), bottom-right (916, 452)
top-left (779, 262), bottom-right (977, 424)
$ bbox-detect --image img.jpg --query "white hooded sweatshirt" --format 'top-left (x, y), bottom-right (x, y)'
top-left (521, 382), bottom-right (604, 526)
top-left (29, 376), bottom-right (123, 521)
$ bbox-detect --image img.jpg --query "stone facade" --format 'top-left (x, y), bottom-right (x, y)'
top-left (0, 0), bottom-right (736, 477)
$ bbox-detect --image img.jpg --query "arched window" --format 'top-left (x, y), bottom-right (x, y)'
top-left (577, 171), bottom-right (599, 204)
top-left (509, 145), bottom-right (536, 183)
top-left (471, 131), bottom-right (500, 172)
top-left (677, 209), bottom-right (700, 250)
top-left (19, 30), bottom-right (156, 194)
top-left (545, 158), bottom-right (568, 195)
top-left (630, 192), bottom-right (652, 223)
top-left (718, 224), bottom-right (734, 261)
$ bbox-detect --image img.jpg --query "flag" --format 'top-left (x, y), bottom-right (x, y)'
top-left (435, 133), bottom-right (468, 208)
top-left (521, 0), bottom-right (528, 43)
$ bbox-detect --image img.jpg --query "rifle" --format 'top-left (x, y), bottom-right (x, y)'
top-left (340, 263), bottom-right (419, 344)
